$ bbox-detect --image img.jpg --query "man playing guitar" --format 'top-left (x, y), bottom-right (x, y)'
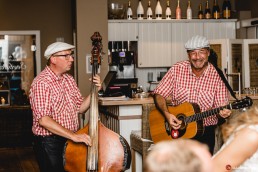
top-left (153, 35), bottom-right (231, 154)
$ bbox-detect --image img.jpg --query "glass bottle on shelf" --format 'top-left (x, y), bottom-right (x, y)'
top-left (186, 0), bottom-right (192, 19)
top-left (212, 0), bottom-right (220, 19)
top-left (204, 0), bottom-right (211, 19)
top-left (155, 0), bottom-right (162, 20)
top-left (165, 0), bottom-right (171, 20)
top-left (176, 0), bottom-right (181, 19)
top-left (222, 0), bottom-right (231, 19)
top-left (198, 3), bottom-right (204, 19)
top-left (127, 1), bottom-right (133, 20)
top-left (137, 0), bottom-right (144, 20)
top-left (147, 1), bottom-right (153, 20)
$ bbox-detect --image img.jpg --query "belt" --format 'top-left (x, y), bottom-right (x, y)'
top-left (34, 134), bottom-right (67, 142)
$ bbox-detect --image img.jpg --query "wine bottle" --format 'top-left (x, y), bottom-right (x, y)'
top-left (204, 0), bottom-right (211, 19)
top-left (155, 0), bottom-right (162, 20)
top-left (165, 1), bottom-right (171, 20)
top-left (127, 1), bottom-right (133, 20)
top-left (137, 0), bottom-right (144, 20)
top-left (147, 1), bottom-right (153, 20)
top-left (176, 0), bottom-right (181, 19)
top-left (212, 0), bottom-right (220, 19)
top-left (186, 0), bottom-right (192, 19)
top-left (222, 0), bottom-right (231, 19)
top-left (198, 3), bottom-right (204, 19)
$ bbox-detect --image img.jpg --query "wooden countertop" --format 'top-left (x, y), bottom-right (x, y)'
top-left (230, 94), bottom-right (258, 101)
top-left (99, 97), bottom-right (154, 106)
top-left (99, 94), bottom-right (258, 106)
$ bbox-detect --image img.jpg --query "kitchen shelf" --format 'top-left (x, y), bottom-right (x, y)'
top-left (108, 19), bottom-right (238, 23)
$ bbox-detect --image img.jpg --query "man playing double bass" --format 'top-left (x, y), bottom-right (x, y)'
top-left (29, 42), bottom-right (101, 172)
top-left (153, 35), bottom-right (231, 154)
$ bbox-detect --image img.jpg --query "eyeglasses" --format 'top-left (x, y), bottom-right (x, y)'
top-left (188, 49), bottom-right (208, 57)
top-left (53, 54), bottom-right (74, 60)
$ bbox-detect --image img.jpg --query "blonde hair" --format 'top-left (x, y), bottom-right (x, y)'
top-left (222, 106), bottom-right (258, 141)
top-left (145, 139), bottom-right (209, 172)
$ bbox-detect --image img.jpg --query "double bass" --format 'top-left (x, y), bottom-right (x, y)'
top-left (63, 32), bottom-right (131, 172)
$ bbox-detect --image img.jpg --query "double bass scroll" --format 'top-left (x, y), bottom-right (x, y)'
top-left (63, 32), bottom-right (131, 172)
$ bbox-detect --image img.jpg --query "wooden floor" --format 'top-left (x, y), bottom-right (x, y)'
top-left (0, 147), bottom-right (39, 172)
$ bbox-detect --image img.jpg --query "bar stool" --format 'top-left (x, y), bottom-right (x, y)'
top-left (130, 103), bottom-right (156, 172)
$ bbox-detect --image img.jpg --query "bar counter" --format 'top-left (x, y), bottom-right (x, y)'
top-left (99, 94), bottom-right (258, 106)
top-left (99, 97), bottom-right (155, 172)
top-left (99, 97), bottom-right (154, 106)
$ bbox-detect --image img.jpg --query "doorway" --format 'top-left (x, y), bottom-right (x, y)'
top-left (0, 30), bottom-right (40, 105)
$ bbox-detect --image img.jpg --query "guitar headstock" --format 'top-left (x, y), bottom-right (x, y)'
top-left (231, 96), bottom-right (253, 110)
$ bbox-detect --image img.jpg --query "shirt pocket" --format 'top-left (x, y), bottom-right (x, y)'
top-left (174, 87), bottom-right (189, 105)
top-left (51, 93), bottom-right (65, 116)
top-left (198, 90), bottom-right (215, 111)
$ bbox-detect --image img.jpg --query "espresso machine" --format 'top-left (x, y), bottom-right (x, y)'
top-left (103, 41), bottom-right (138, 97)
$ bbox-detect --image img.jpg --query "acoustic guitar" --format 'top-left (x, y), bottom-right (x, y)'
top-left (149, 96), bottom-right (253, 143)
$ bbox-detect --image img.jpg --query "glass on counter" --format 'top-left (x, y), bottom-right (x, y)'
top-left (242, 87), bottom-right (258, 96)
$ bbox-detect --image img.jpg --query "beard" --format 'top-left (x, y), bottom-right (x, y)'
top-left (190, 60), bottom-right (208, 70)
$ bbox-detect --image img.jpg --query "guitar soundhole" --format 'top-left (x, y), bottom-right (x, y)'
top-left (177, 113), bottom-right (186, 129)
top-left (164, 114), bottom-right (187, 138)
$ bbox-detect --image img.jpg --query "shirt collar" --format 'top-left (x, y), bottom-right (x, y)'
top-left (188, 61), bottom-right (211, 78)
top-left (45, 66), bottom-right (64, 81)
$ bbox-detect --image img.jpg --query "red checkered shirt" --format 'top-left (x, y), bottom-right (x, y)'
top-left (154, 61), bottom-right (229, 126)
top-left (29, 66), bottom-right (84, 136)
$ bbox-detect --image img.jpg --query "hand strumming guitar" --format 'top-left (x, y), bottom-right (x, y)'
top-left (164, 111), bottom-right (182, 130)
top-left (154, 94), bottom-right (183, 130)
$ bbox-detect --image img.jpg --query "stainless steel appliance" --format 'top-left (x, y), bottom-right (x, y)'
top-left (102, 41), bottom-right (138, 97)
top-left (108, 41), bottom-right (137, 78)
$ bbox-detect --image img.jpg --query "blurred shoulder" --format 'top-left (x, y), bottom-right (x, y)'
top-left (236, 125), bottom-right (258, 147)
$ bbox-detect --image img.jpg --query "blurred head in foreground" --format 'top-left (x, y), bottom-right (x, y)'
top-left (145, 139), bottom-right (213, 172)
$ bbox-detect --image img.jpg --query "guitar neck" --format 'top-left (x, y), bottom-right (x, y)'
top-left (186, 104), bottom-right (232, 123)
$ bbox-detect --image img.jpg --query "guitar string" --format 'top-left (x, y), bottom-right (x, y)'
top-left (185, 105), bottom-right (230, 123)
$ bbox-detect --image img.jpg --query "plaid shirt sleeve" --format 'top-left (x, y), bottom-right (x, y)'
top-left (30, 81), bottom-right (52, 121)
top-left (153, 67), bottom-right (175, 98)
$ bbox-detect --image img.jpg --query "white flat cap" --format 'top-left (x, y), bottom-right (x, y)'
top-left (185, 35), bottom-right (210, 50)
top-left (44, 42), bottom-right (75, 60)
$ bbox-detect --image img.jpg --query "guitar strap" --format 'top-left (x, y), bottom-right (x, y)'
top-left (212, 64), bottom-right (238, 100)
top-left (208, 48), bottom-right (238, 100)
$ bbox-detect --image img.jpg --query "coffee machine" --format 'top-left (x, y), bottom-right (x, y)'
top-left (103, 41), bottom-right (138, 98)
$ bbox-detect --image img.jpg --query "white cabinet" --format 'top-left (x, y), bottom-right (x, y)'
top-left (138, 23), bottom-right (172, 67)
top-left (108, 20), bottom-right (237, 67)
top-left (242, 39), bottom-right (258, 88)
top-left (209, 39), bottom-right (243, 93)
top-left (108, 22), bottom-right (138, 41)
top-left (208, 39), bottom-right (258, 91)
top-left (204, 21), bottom-right (236, 39)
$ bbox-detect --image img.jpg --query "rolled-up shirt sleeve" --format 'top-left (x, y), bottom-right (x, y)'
top-left (30, 81), bottom-right (52, 121)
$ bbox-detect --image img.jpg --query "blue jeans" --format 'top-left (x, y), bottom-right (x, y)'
top-left (33, 135), bottom-right (67, 172)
